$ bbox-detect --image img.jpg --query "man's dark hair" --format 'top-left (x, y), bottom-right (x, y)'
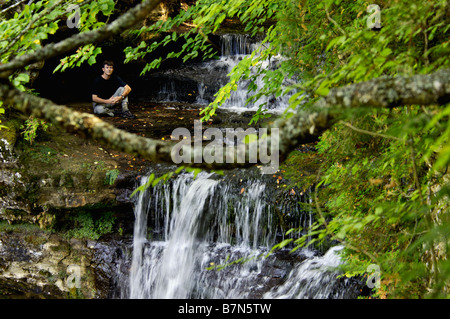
top-left (102, 60), bottom-right (114, 68)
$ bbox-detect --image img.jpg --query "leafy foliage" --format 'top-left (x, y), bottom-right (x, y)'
top-left (0, 0), bottom-right (115, 88)
top-left (63, 211), bottom-right (115, 240)
top-left (0, 0), bottom-right (115, 137)
top-left (247, 0), bottom-right (449, 298)
top-left (20, 116), bottom-right (49, 145)
top-left (128, 0), bottom-right (448, 298)
top-left (104, 168), bottom-right (120, 186)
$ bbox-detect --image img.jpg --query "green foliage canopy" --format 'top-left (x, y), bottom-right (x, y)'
top-left (123, 0), bottom-right (448, 298)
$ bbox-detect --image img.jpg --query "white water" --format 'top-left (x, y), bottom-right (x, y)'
top-left (198, 34), bottom-right (298, 113)
top-left (129, 173), bottom-right (219, 298)
top-left (263, 245), bottom-right (344, 299)
top-left (128, 172), bottom-right (276, 298)
top-left (121, 172), bottom-right (357, 299)
top-left (152, 34), bottom-right (300, 113)
top-left (0, 138), bottom-right (16, 164)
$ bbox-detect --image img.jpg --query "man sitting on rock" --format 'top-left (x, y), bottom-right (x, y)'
top-left (91, 60), bottom-right (136, 119)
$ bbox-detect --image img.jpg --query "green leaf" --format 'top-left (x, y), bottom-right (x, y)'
top-left (15, 73), bottom-right (30, 83)
top-left (316, 86), bottom-right (330, 96)
top-left (380, 48), bottom-right (392, 57)
top-left (88, 56), bottom-right (96, 65)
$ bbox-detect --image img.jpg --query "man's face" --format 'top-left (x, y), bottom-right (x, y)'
top-left (102, 64), bottom-right (114, 76)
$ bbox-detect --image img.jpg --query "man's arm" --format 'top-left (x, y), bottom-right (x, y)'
top-left (92, 94), bottom-right (114, 104)
top-left (115, 84), bottom-right (132, 104)
top-left (121, 84), bottom-right (131, 98)
top-left (92, 84), bottom-right (131, 104)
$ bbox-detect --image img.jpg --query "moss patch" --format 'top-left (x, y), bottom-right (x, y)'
top-left (50, 210), bottom-right (117, 241)
top-left (0, 118), bottom-right (22, 146)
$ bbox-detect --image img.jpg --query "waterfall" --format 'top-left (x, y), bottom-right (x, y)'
top-left (157, 81), bottom-right (178, 102)
top-left (147, 34), bottom-right (300, 112)
top-left (128, 175), bottom-right (151, 298)
top-left (201, 34), bottom-right (297, 112)
top-left (129, 173), bottom-right (218, 298)
top-left (263, 246), bottom-right (345, 299)
top-left (114, 171), bottom-right (362, 299)
top-left (127, 172), bottom-right (276, 298)
top-left (220, 34), bottom-right (259, 56)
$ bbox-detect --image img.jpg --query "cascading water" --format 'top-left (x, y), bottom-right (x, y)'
top-left (0, 138), bottom-right (16, 165)
top-left (148, 34), bottom-right (299, 112)
top-left (113, 171), bottom-right (364, 299)
top-left (129, 173), bottom-right (220, 298)
top-left (264, 245), bottom-right (345, 299)
top-left (209, 34), bottom-right (296, 112)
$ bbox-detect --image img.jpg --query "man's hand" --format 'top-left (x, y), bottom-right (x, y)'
top-left (108, 96), bottom-right (123, 104)
top-left (92, 94), bottom-right (122, 105)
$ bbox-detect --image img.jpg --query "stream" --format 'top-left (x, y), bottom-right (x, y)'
top-left (108, 171), bottom-right (363, 299)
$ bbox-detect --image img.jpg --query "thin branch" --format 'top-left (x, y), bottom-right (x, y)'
top-left (0, 0), bottom-right (27, 15)
top-left (340, 121), bottom-right (402, 141)
top-left (324, 2), bottom-right (347, 37)
top-left (423, 29), bottom-right (429, 66)
top-left (406, 105), bottom-right (439, 287)
top-left (1, 0), bottom-right (66, 56)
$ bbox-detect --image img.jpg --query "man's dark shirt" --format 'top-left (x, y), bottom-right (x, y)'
top-left (92, 74), bottom-right (127, 100)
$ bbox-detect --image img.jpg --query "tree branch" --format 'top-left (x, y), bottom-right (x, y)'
top-left (320, 68), bottom-right (450, 109)
top-left (1, 0), bottom-right (66, 56)
top-left (1, 68), bottom-right (449, 171)
top-left (0, 0), bottom-right (27, 15)
top-left (0, 81), bottom-right (258, 170)
top-left (324, 3), bottom-right (347, 37)
top-left (340, 121), bottom-right (402, 141)
top-left (0, 0), bottom-right (162, 77)
top-left (274, 68), bottom-right (450, 156)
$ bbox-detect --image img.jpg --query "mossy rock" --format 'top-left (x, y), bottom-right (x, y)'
top-left (0, 119), bottom-right (22, 146)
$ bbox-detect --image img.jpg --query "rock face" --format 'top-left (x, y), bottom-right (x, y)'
top-left (0, 116), bottom-right (136, 223)
top-left (0, 113), bottom-right (138, 298)
top-left (0, 226), bottom-right (129, 298)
